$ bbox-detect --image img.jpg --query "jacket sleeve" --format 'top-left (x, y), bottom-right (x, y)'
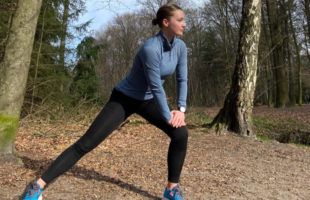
top-left (176, 42), bottom-right (188, 108)
top-left (141, 46), bottom-right (171, 121)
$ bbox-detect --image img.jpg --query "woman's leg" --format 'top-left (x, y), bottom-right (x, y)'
top-left (136, 99), bottom-right (188, 184)
top-left (40, 89), bottom-right (136, 185)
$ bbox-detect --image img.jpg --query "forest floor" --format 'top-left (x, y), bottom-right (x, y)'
top-left (0, 105), bottom-right (310, 200)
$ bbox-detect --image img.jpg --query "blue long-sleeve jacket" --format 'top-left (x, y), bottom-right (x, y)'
top-left (115, 31), bottom-right (188, 121)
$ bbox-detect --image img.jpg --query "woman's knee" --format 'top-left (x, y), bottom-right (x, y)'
top-left (170, 126), bottom-right (188, 147)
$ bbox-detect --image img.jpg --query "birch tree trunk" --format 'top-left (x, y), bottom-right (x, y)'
top-left (0, 0), bottom-right (42, 155)
top-left (210, 0), bottom-right (262, 137)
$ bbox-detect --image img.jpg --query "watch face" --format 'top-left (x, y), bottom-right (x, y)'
top-left (180, 107), bottom-right (186, 112)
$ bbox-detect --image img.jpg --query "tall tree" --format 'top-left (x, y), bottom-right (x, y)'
top-left (23, 0), bottom-right (88, 116)
top-left (58, 0), bottom-right (69, 94)
top-left (260, 4), bottom-right (274, 106)
top-left (210, 0), bottom-right (262, 136)
top-left (30, 6), bottom-right (47, 114)
top-left (266, 0), bottom-right (289, 107)
top-left (71, 36), bottom-right (100, 100)
top-left (288, 0), bottom-right (302, 106)
top-left (280, 0), bottom-right (296, 106)
top-left (0, 1), bottom-right (18, 62)
top-left (304, 0), bottom-right (310, 42)
top-left (303, 0), bottom-right (310, 64)
top-left (59, 0), bottom-right (69, 68)
top-left (0, 0), bottom-right (42, 155)
top-left (24, 0), bottom-right (64, 116)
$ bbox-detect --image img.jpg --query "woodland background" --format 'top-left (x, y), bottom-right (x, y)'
top-left (1, 0), bottom-right (310, 120)
top-left (1, 0), bottom-right (310, 199)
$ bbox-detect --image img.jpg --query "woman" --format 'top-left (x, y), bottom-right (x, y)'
top-left (23, 3), bottom-right (188, 200)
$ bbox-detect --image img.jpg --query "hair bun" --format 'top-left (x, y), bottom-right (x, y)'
top-left (152, 18), bottom-right (158, 26)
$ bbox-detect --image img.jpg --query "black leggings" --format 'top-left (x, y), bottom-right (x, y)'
top-left (41, 88), bottom-right (188, 184)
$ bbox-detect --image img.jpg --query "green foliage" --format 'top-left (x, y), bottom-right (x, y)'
top-left (253, 117), bottom-right (310, 145)
top-left (76, 37), bottom-right (99, 59)
top-left (186, 109), bottom-right (213, 127)
top-left (256, 135), bottom-right (272, 141)
top-left (71, 36), bottom-right (100, 100)
top-left (292, 143), bottom-right (310, 148)
top-left (19, 0), bottom-right (91, 117)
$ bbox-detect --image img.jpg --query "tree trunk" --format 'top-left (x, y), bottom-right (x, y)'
top-left (281, 0), bottom-right (295, 106)
top-left (0, 0), bottom-right (42, 155)
top-left (304, 0), bottom-right (310, 43)
top-left (288, 0), bottom-right (302, 106)
top-left (303, 20), bottom-right (310, 65)
top-left (210, 0), bottom-right (262, 137)
top-left (266, 0), bottom-right (289, 107)
top-left (30, 6), bottom-right (47, 114)
top-left (223, 0), bottom-right (233, 81)
top-left (60, 0), bottom-right (69, 68)
top-left (261, 4), bottom-right (273, 106)
top-left (59, 0), bottom-right (69, 93)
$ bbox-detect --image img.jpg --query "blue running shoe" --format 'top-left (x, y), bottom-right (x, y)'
top-left (163, 184), bottom-right (184, 200)
top-left (23, 182), bottom-right (43, 200)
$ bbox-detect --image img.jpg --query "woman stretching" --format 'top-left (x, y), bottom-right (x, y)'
top-left (23, 3), bottom-right (188, 200)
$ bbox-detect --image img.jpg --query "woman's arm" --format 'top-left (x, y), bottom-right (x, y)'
top-left (142, 46), bottom-right (172, 122)
top-left (176, 42), bottom-right (188, 111)
top-left (167, 42), bottom-right (188, 128)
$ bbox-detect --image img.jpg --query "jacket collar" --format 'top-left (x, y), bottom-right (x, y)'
top-left (157, 31), bottom-right (175, 51)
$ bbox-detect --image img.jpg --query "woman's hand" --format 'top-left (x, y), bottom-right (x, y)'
top-left (168, 110), bottom-right (186, 128)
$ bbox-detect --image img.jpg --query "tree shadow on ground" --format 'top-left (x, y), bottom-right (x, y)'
top-left (20, 156), bottom-right (161, 200)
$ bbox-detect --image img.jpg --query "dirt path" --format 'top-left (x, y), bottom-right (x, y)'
top-left (0, 107), bottom-right (310, 200)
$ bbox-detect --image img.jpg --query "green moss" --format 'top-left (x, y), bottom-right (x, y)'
top-left (256, 135), bottom-right (272, 141)
top-left (186, 111), bottom-right (212, 127)
top-left (253, 116), bottom-right (310, 146)
top-left (292, 143), bottom-right (310, 148)
top-left (0, 114), bottom-right (19, 152)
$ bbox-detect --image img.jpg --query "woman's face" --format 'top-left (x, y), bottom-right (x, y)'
top-left (164, 10), bottom-right (186, 36)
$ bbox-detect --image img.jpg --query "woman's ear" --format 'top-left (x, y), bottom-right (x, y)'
top-left (162, 18), bottom-right (169, 27)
